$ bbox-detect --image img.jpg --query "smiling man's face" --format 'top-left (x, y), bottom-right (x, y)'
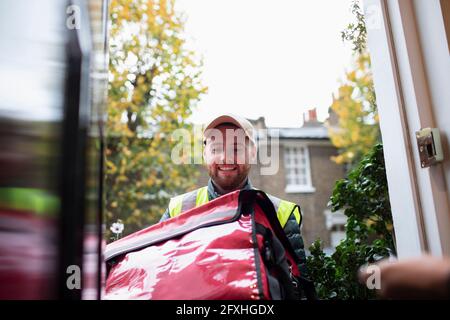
top-left (203, 123), bottom-right (255, 194)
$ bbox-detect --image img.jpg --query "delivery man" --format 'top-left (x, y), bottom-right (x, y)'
top-left (160, 114), bottom-right (315, 298)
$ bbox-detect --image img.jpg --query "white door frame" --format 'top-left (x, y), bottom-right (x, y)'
top-left (364, 0), bottom-right (450, 257)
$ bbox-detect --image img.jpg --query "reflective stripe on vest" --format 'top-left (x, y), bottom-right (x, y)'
top-left (168, 187), bottom-right (208, 218)
top-left (195, 186), bottom-right (209, 207)
top-left (268, 194), bottom-right (301, 227)
top-left (169, 187), bottom-right (302, 228)
top-left (168, 194), bottom-right (183, 217)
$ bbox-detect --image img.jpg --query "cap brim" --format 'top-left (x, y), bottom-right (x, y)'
top-left (203, 114), bottom-right (256, 146)
top-left (204, 115), bottom-right (245, 132)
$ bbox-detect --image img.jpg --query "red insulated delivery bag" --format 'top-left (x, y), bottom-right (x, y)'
top-left (104, 189), bottom-right (302, 300)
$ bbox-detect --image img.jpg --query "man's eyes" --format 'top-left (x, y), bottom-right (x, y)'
top-left (211, 147), bottom-right (244, 153)
top-left (211, 147), bottom-right (223, 154)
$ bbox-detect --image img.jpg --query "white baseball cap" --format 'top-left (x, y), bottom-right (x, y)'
top-left (203, 113), bottom-right (256, 146)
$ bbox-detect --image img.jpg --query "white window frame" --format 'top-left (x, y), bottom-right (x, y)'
top-left (324, 209), bottom-right (347, 230)
top-left (283, 142), bottom-right (315, 193)
top-left (324, 209), bottom-right (347, 249)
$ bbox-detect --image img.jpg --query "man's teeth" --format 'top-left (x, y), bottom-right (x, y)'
top-left (219, 167), bottom-right (235, 171)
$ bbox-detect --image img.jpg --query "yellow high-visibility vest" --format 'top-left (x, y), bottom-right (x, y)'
top-left (168, 186), bottom-right (301, 228)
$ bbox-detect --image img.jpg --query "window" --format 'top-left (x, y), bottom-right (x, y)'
top-left (283, 145), bottom-right (315, 193)
top-left (324, 209), bottom-right (347, 248)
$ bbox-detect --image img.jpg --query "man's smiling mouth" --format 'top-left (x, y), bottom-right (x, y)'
top-left (218, 166), bottom-right (237, 171)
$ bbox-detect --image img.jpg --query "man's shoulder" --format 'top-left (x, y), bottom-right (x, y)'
top-left (257, 189), bottom-right (298, 207)
top-left (259, 190), bottom-right (302, 225)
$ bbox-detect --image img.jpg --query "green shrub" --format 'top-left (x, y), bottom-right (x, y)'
top-left (307, 143), bottom-right (396, 299)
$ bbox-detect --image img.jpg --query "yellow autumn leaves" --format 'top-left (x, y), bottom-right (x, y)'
top-left (327, 53), bottom-right (380, 166)
top-left (106, 0), bottom-right (207, 240)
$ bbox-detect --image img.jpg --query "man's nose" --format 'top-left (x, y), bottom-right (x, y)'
top-left (223, 147), bottom-right (236, 164)
top-left (216, 150), bottom-right (225, 164)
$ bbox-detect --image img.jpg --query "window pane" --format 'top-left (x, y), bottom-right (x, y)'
top-left (284, 146), bottom-right (311, 187)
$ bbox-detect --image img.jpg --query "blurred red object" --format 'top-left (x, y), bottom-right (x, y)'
top-left (0, 209), bottom-right (57, 299)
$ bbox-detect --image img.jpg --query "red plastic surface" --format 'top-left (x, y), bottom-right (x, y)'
top-left (106, 214), bottom-right (269, 299)
top-left (105, 190), bottom-right (298, 300)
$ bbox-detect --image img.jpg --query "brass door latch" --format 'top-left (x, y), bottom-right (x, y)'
top-left (415, 128), bottom-right (443, 168)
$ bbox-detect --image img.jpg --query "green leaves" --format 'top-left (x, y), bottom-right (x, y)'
top-left (341, 0), bottom-right (367, 54)
top-left (307, 2), bottom-right (393, 299)
top-left (330, 144), bottom-right (394, 245)
top-left (307, 144), bottom-right (396, 300)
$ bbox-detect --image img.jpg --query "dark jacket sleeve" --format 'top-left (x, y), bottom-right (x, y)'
top-left (283, 210), bottom-right (317, 299)
top-left (283, 212), bottom-right (308, 277)
top-left (159, 208), bottom-right (170, 222)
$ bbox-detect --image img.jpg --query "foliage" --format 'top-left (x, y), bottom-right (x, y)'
top-left (106, 0), bottom-right (207, 240)
top-left (307, 144), bottom-right (396, 299)
top-left (307, 2), bottom-right (394, 299)
top-left (341, 0), bottom-right (367, 54)
top-left (327, 52), bottom-right (380, 167)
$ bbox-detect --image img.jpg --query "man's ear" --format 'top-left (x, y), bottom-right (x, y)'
top-left (203, 143), bottom-right (209, 165)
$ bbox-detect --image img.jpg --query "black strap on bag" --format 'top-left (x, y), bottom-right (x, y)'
top-left (240, 190), bottom-right (317, 300)
top-left (255, 223), bottom-right (299, 300)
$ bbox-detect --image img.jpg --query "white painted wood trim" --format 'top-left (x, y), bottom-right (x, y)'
top-left (411, 0), bottom-right (450, 256)
top-left (363, 0), bottom-right (426, 257)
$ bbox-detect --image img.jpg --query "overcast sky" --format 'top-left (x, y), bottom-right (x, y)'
top-left (176, 0), bottom-right (355, 128)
